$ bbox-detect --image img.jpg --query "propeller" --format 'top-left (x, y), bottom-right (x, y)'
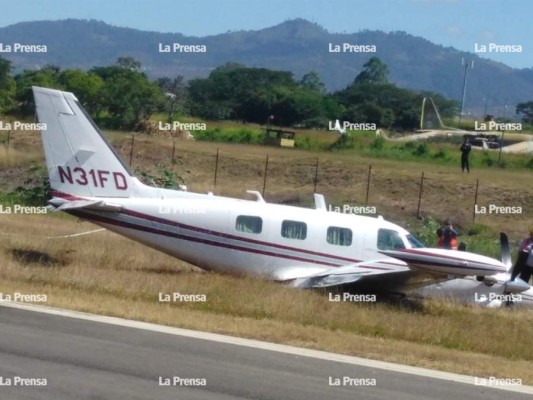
top-left (478, 232), bottom-right (512, 286)
top-left (500, 232), bottom-right (531, 294)
top-left (500, 232), bottom-right (512, 272)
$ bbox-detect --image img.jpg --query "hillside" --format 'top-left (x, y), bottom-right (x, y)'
top-left (1, 19), bottom-right (533, 111)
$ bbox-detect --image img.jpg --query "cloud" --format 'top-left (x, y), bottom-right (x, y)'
top-left (446, 25), bottom-right (463, 36)
top-left (482, 30), bottom-right (496, 41)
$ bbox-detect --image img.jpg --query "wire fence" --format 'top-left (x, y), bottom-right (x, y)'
top-left (116, 134), bottom-right (533, 228)
top-left (2, 131), bottom-right (529, 229)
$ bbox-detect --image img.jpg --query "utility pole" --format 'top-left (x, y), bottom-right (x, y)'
top-left (458, 59), bottom-right (474, 129)
top-left (497, 100), bottom-right (508, 167)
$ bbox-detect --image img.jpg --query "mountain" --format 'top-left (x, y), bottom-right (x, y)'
top-left (1, 18), bottom-right (532, 113)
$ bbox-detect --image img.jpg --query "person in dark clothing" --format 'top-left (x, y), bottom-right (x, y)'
top-left (511, 226), bottom-right (533, 283)
top-left (441, 221), bottom-right (458, 250)
top-left (460, 137), bottom-right (472, 173)
top-left (436, 227), bottom-right (444, 248)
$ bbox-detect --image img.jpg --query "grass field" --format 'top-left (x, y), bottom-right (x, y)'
top-left (1, 121), bottom-right (533, 383)
top-left (1, 213), bottom-right (533, 383)
top-left (103, 130), bottom-right (532, 242)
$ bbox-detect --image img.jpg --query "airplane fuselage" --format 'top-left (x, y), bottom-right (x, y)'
top-left (32, 86), bottom-right (514, 304)
top-left (66, 192), bottom-right (409, 281)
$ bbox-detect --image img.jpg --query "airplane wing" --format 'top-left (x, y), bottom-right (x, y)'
top-left (289, 260), bottom-right (409, 289)
top-left (379, 248), bottom-right (506, 277)
top-left (283, 244), bottom-right (508, 290)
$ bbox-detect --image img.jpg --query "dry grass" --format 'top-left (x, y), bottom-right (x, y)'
top-left (3, 126), bottom-right (531, 239)
top-left (1, 213), bottom-right (533, 383)
top-left (0, 147), bottom-right (42, 168)
top-left (104, 132), bottom-right (533, 240)
top-left (2, 126), bottom-right (533, 382)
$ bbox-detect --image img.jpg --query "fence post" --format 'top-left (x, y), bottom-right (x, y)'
top-left (171, 137), bottom-right (176, 161)
top-left (416, 172), bottom-right (424, 219)
top-left (262, 155), bottom-right (269, 197)
top-left (5, 130), bottom-right (11, 152)
top-left (129, 134), bottom-right (135, 167)
top-left (313, 158), bottom-right (319, 193)
top-left (473, 178), bottom-right (479, 222)
top-left (365, 165), bottom-right (372, 206)
top-left (213, 148), bottom-right (219, 190)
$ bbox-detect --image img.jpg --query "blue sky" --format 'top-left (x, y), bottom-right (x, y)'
top-left (1, 0), bottom-right (531, 68)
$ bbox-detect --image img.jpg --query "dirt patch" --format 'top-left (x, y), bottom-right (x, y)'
top-left (9, 248), bottom-right (67, 267)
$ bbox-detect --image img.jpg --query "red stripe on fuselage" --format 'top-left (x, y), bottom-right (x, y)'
top-left (51, 191), bottom-right (395, 271)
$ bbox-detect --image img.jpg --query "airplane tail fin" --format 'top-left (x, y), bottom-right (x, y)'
top-left (33, 86), bottom-right (141, 199)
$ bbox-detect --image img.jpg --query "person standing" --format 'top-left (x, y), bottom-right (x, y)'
top-left (442, 221), bottom-right (458, 250)
top-left (460, 136), bottom-right (472, 173)
top-left (511, 226), bottom-right (533, 283)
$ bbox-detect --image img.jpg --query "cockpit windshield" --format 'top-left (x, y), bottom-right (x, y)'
top-left (377, 229), bottom-right (405, 250)
top-left (406, 234), bottom-right (425, 248)
top-left (378, 229), bottom-right (426, 250)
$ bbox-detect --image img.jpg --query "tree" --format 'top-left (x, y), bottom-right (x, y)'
top-left (14, 65), bottom-right (62, 115)
top-left (91, 58), bottom-right (164, 129)
top-left (58, 69), bottom-right (105, 115)
top-left (299, 71), bottom-right (326, 93)
top-left (187, 65), bottom-right (296, 123)
top-left (0, 57), bottom-right (15, 114)
top-left (116, 56), bottom-right (141, 71)
top-left (516, 101), bottom-right (533, 124)
top-left (157, 75), bottom-right (187, 121)
top-left (354, 57), bottom-right (389, 85)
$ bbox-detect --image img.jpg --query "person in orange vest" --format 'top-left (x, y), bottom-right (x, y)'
top-left (441, 221), bottom-right (458, 250)
top-left (436, 227), bottom-right (444, 248)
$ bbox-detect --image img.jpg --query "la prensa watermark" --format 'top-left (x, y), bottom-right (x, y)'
top-left (0, 292), bottom-right (48, 302)
top-left (0, 376), bottom-right (48, 387)
top-left (329, 376), bottom-right (377, 387)
top-left (158, 292), bottom-right (207, 302)
top-left (474, 376), bottom-right (522, 387)
top-left (0, 205), bottom-right (48, 215)
top-left (158, 376), bottom-right (207, 387)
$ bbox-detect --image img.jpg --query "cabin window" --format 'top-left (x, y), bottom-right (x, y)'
top-left (235, 216), bottom-right (263, 234)
top-left (377, 229), bottom-right (405, 250)
top-left (327, 226), bottom-right (352, 246)
top-left (281, 220), bottom-right (307, 240)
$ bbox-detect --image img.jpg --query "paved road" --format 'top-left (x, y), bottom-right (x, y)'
top-left (0, 303), bottom-right (531, 400)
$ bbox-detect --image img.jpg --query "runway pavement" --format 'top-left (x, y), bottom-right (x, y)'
top-left (0, 302), bottom-right (531, 400)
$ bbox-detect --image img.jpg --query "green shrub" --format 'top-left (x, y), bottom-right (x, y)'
top-left (434, 148), bottom-right (448, 159)
top-left (481, 153), bottom-right (494, 167)
top-left (370, 136), bottom-right (385, 150)
top-left (0, 165), bottom-right (50, 206)
top-left (413, 142), bottom-right (429, 156)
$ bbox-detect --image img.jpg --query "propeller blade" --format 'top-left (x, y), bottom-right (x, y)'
top-left (500, 232), bottom-right (512, 272)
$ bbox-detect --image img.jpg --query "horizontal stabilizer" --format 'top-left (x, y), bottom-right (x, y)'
top-left (49, 199), bottom-right (122, 212)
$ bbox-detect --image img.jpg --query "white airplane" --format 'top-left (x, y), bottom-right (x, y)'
top-left (32, 86), bottom-right (531, 303)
